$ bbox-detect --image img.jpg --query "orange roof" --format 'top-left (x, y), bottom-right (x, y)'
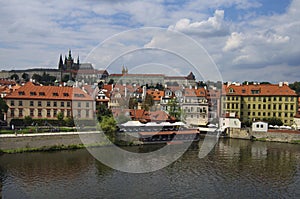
top-left (183, 88), bottom-right (206, 97)
top-left (5, 82), bottom-right (93, 101)
top-left (223, 84), bottom-right (297, 96)
top-left (147, 90), bottom-right (164, 101)
top-left (149, 110), bottom-right (176, 121)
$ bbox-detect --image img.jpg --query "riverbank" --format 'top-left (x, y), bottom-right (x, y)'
top-left (228, 128), bottom-right (300, 144)
top-left (0, 132), bottom-right (109, 153)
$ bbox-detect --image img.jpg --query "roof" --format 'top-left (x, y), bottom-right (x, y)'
top-left (183, 88), bottom-right (206, 97)
top-left (147, 90), bottom-right (164, 101)
top-left (4, 82), bottom-right (93, 101)
top-left (110, 74), bottom-right (165, 77)
top-left (223, 84), bottom-right (297, 96)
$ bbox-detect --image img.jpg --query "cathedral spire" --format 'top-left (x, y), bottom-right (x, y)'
top-left (77, 54), bottom-right (80, 65)
top-left (58, 54), bottom-right (63, 70)
top-left (68, 49), bottom-right (72, 60)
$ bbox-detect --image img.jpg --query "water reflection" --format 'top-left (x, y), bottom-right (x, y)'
top-left (0, 139), bottom-right (299, 198)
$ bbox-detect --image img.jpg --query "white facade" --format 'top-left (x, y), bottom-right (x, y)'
top-left (219, 117), bottom-right (241, 130)
top-left (252, 121), bottom-right (268, 132)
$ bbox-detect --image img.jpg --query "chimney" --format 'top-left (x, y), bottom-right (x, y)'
top-left (279, 82), bottom-right (283, 87)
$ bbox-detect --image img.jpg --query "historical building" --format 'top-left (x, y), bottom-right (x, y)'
top-left (4, 82), bottom-right (94, 124)
top-left (222, 82), bottom-right (298, 125)
top-left (58, 49), bottom-right (109, 83)
top-left (109, 67), bottom-right (196, 87)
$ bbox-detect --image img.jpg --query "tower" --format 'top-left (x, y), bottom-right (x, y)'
top-left (58, 54), bottom-right (64, 70)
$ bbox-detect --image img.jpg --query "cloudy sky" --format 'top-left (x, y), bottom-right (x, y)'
top-left (0, 0), bottom-right (299, 83)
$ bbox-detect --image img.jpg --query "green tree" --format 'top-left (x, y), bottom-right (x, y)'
top-left (289, 81), bottom-right (300, 95)
top-left (0, 98), bottom-right (8, 121)
top-left (24, 116), bottom-right (33, 127)
top-left (22, 73), bottom-right (30, 82)
top-left (64, 116), bottom-right (74, 127)
top-left (129, 97), bottom-right (138, 109)
top-left (166, 98), bottom-right (182, 120)
top-left (100, 116), bottom-right (117, 141)
top-left (266, 117), bottom-right (283, 126)
top-left (10, 74), bottom-right (19, 81)
top-left (57, 111), bottom-right (64, 126)
top-left (96, 104), bottom-right (112, 122)
top-left (141, 94), bottom-right (154, 111)
top-left (32, 73), bottom-right (42, 82)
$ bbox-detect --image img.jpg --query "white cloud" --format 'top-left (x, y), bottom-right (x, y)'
top-left (223, 32), bottom-right (244, 52)
top-left (168, 10), bottom-right (230, 37)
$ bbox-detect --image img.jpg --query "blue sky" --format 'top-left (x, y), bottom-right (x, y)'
top-left (0, 0), bottom-right (299, 82)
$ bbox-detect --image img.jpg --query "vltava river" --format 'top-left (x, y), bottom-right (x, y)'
top-left (0, 139), bottom-right (299, 198)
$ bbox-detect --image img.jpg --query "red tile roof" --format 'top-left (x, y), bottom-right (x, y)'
top-left (147, 90), bottom-right (164, 101)
top-left (183, 88), bottom-right (206, 97)
top-left (5, 82), bottom-right (93, 101)
top-left (223, 84), bottom-right (297, 96)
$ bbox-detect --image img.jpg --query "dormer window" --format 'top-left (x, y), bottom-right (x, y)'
top-left (251, 89), bottom-right (260, 94)
top-left (53, 92), bottom-right (59, 96)
top-left (30, 92), bottom-right (36, 96)
top-left (229, 88), bottom-right (234, 93)
top-left (242, 89), bottom-right (246, 93)
top-left (18, 91), bottom-right (25, 96)
top-left (63, 93), bottom-right (69, 97)
top-left (39, 92), bottom-right (45, 96)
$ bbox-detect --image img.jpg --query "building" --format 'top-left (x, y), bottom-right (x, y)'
top-left (182, 88), bottom-right (208, 126)
top-left (58, 50), bottom-right (109, 83)
top-left (109, 67), bottom-right (196, 87)
top-left (4, 82), bottom-right (94, 124)
top-left (222, 82), bottom-right (298, 125)
top-left (252, 121), bottom-right (268, 132)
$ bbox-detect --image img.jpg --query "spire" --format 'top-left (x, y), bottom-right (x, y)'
top-left (68, 49), bottom-right (72, 60)
top-left (77, 54), bottom-right (80, 65)
top-left (58, 54), bottom-right (64, 70)
top-left (125, 66), bottom-right (128, 74)
top-left (122, 65), bottom-right (125, 74)
top-left (64, 55), bottom-right (67, 64)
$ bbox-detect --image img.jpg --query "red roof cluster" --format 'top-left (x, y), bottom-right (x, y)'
top-left (5, 82), bottom-right (93, 101)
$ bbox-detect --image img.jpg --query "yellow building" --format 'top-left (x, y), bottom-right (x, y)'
top-left (222, 83), bottom-right (298, 125)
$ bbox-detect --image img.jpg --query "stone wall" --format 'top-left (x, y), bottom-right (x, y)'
top-left (228, 128), bottom-right (300, 143)
top-left (0, 132), bottom-right (102, 151)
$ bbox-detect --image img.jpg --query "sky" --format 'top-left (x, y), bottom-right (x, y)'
top-left (0, 0), bottom-right (299, 83)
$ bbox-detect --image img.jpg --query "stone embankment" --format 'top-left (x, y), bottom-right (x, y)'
top-left (0, 132), bottom-right (104, 152)
top-left (228, 128), bottom-right (300, 143)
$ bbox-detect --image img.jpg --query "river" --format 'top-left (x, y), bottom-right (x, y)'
top-left (0, 139), bottom-right (299, 198)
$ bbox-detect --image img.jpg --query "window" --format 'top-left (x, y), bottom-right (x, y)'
top-left (11, 100), bottom-right (15, 106)
top-left (278, 104), bottom-right (282, 109)
top-left (38, 109), bottom-right (42, 117)
top-left (67, 102), bottom-right (71, 107)
top-left (18, 109), bottom-right (23, 117)
top-left (38, 101), bottom-right (42, 106)
top-left (10, 109), bottom-right (15, 117)
top-left (53, 109), bottom-right (57, 117)
top-left (18, 101), bottom-right (23, 106)
top-left (268, 112), bottom-right (271, 116)
top-left (268, 104), bottom-right (271, 109)
top-left (279, 97), bottom-right (282, 101)
top-left (63, 93), bottom-right (69, 97)
top-left (18, 91), bottom-right (25, 96)
top-left (78, 102), bottom-right (81, 108)
top-left (86, 110), bottom-right (89, 117)
top-left (252, 112), bottom-right (255, 116)
top-left (273, 97), bottom-right (276, 101)
top-left (47, 110), bottom-right (51, 117)
top-left (273, 112), bottom-right (276, 117)
top-left (30, 101), bottom-right (34, 106)
top-left (291, 105), bottom-right (294, 110)
top-left (285, 97), bottom-right (289, 101)
top-left (30, 92), bottom-right (36, 96)
top-left (47, 101), bottom-right (51, 107)
top-left (53, 93), bottom-right (59, 96)
top-left (256, 124), bottom-right (259, 128)
top-left (61, 102), bottom-right (64, 107)
top-left (258, 112), bottom-right (261, 116)
top-left (263, 112), bottom-right (265, 116)
top-left (248, 104), bottom-right (250, 109)
top-left (285, 104), bottom-right (288, 110)
top-left (39, 92), bottom-right (45, 96)
top-left (253, 104), bottom-right (256, 109)
top-left (273, 104), bottom-right (276, 109)
top-left (77, 110), bottom-right (81, 118)
top-left (30, 109), bottom-right (34, 117)
top-left (258, 104), bottom-right (261, 109)
top-left (67, 110), bottom-right (71, 117)
top-left (86, 102), bottom-right (89, 108)
top-left (263, 104), bottom-right (266, 109)
top-left (53, 102), bottom-right (57, 107)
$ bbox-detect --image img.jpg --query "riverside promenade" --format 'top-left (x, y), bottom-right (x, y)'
top-left (0, 131), bottom-right (103, 151)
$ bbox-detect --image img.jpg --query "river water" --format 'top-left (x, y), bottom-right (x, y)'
top-left (0, 139), bottom-right (299, 199)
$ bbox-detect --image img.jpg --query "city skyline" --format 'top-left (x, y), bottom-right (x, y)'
top-left (0, 0), bottom-right (300, 82)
